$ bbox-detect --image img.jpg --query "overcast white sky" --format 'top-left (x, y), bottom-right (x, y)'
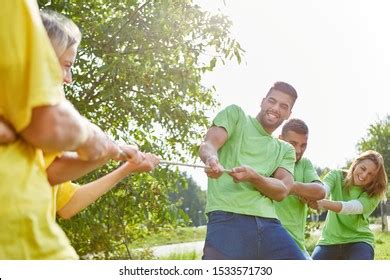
top-left (183, 0), bottom-right (390, 189)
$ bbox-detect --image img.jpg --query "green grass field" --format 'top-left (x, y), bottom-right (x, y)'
top-left (373, 232), bottom-right (390, 260)
top-left (159, 251), bottom-right (200, 260)
top-left (130, 226), bottom-right (206, 249)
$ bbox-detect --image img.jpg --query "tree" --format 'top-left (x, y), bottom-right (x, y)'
top-left (358, 115), bottom-right (390, 231)
top-left (38, 0), bottom-right (243, 258)
top-left (170, 172), bottom-right (207, 227)
top-left (358, 115), bottom-right (390, 178)
top-left (315, 166), bottom-right (331, 178)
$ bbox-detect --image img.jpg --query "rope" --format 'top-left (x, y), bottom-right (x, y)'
top-left (159, 160), bottom-right (232, 173)
top-left (119, 146), bottom-right (232, 173)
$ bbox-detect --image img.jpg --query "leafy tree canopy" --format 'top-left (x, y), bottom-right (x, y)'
top-left (38, 0), bottom-right (243, 258)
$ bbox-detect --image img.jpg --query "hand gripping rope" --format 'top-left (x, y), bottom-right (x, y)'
top-left (119, 146), bottom-right (232, 173)
top-left (159, 160), bottom-right (232, 173)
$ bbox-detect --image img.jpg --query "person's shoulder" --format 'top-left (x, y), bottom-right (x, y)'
top-left (299, 157), bottom-right (315, 167)
top-left (278, 138), bottom-right (294, 151)
top-left (220, 104), bottom-right (247, 119)
top-left (300, 157), bottom-right (311, 163)
top-left (325, 168), bottom-right (346, 180)
top-left (223, 104), bottom-right (245, 114)
top-left (333, 168), bottom-right (347, 175)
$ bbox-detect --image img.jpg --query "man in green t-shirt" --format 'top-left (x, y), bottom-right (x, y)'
top-left (275, 119), bottom-right (326, 259)
top-left (199, 81), bottom-right (306, 259)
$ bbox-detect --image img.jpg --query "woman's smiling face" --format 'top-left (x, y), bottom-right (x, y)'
top-left (352, 159), bottom-right (378, 187)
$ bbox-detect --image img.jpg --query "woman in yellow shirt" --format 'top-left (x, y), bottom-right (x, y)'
top-left (41, 10), bottom-right (160, 219)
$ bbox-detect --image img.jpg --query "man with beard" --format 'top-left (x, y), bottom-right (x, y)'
top-left (276, 119), bottom-right (326, 259)
top-left (199, 81), bottom-right (305, 259)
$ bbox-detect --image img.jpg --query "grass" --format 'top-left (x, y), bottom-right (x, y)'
top-left (374, 232), bottom-right (390, 260)
top-left (159, 250), bottom-right (200, 260)
top-left (129, 226), bottom-right (206, 249)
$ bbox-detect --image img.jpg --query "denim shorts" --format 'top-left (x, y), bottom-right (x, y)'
top-left (202, 211), bottom-right (306, 260)
top-left (312, 242), bottom-right (374, 260)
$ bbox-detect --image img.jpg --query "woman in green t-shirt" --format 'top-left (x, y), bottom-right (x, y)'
top-left (311, 150), bottom-right (388, 260)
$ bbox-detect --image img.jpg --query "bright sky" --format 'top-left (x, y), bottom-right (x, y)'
top-left (183, 0), bottom-right (390, 190)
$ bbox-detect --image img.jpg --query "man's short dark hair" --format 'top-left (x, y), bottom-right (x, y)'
top-left (282, 118), bottom-right (308, 136)
top-left (266, 81), bottom-right (298, 105)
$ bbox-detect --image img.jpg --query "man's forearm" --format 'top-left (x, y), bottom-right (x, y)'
top-left (46, 152), bottom-right (108, 185)
top-left (291, 182), bottom-right (326, 201)
top-left (249, 173), bottom-right (289, 201)
top-left (21, 101), bottom-right (89, 153)
top-left (199, 142), bottom-right (218, 164)
top-left (318, 199), bottom-right (342, 213)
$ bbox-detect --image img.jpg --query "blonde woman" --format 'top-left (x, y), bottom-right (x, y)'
top-left (311, 150), bottom-right (388, 260)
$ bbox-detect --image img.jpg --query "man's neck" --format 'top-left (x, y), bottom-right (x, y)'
top-left (255, 114), bottom-right (275, 134)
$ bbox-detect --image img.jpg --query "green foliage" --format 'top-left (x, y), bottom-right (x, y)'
top-left (130, 226), bottom-right (206, 248)
top-left (372, 232), bottom-right (390, 259)
top-left (38, 0), bottom-right (242, 259)
top-left (159, 250), bottom-right (200, 260)
top-left (315, 166), bottom-right (330, 178)
top-left (38, 0), bottom-right (244, 162)
top-left (169, 172), bottom-right (207, 226)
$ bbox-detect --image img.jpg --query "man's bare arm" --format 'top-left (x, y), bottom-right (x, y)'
top-left (229, 166), bottom-right (291, 201)
top-left (20, 101), bottom-right (88, 152)
top-left (199, 126), bottom-right (228, 178)
top-left (47, 145), bottom-right (142, 185)
top-left (20, 101), bottom-right (123, 161)
top-left (290, 181), bottom-right (326, 201)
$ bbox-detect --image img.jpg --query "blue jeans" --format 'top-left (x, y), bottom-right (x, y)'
top-left (202, 211), bottom-right (306, 260)
top-left (311, 242), bottom-right (374, 260)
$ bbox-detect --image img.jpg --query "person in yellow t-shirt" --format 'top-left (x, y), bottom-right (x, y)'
top-left (0, 1), bottom-right (133, 259)
top-left (48, 152), bottom-right (159, 221)
top-left (0, 9), bottom-right (159, 221)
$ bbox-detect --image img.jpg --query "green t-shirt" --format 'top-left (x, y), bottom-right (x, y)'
top-left (275, 157), bottom-right (320, 254)
top-left (205, 105), bottom-right (296, 218)
top-left (318, 169), bottom-right (382, 248)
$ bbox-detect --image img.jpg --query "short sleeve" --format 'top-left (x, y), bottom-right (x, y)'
top-left (56, 182), bottom-right (79, 211)
top-left (0, 0), bottom-right (64, 132)
top-left (277, 144), bottom-right (296, 175)
top-left (357, 192), bottom-right (382, 217)
top-left (323, 169), bottom-right (341, 193)
top-left (303, 158), bottom-right (321, 183)
top-left (43, 152), bottom-right (64, 169)
top-left (212, 104), bottom-right (244, 138)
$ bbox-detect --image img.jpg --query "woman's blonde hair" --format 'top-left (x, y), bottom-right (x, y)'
top-left (344, 150), bottom-right (388, 197)
top-left (41, 10), bottom-right (81, 57)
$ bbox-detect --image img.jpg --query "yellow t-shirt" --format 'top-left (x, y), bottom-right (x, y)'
top-left (0, 0), bottom-right (77, 259)
top-left (52, 182), bottom-right (79, 219)
top-left (43, 153), bottom-right (79, 220)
